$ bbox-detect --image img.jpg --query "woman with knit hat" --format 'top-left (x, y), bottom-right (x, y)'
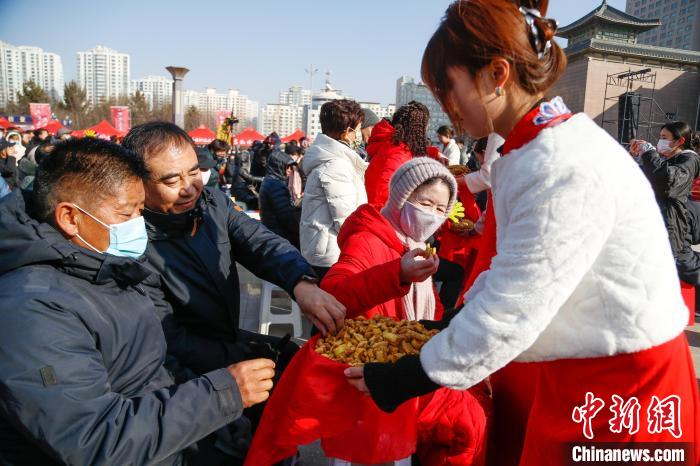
top-left (322, 157), bottom-right (491, 465)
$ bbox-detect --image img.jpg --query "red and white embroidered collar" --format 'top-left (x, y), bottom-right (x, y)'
top-left (501, 96), bottom-right (572, 156)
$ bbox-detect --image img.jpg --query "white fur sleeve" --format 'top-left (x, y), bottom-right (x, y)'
top-left (420, 159), bottom-right (615, 389)
top-left (464, 133), bottom-right (505, 193)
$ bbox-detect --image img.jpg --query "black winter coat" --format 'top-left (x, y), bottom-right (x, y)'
top-left (251, 147), bottom-right (272, 178)
top-left (0, 155), bottom-right (17, 188)
top-left (0, 191), bottom-right (242, 466)
top-left (227, 152), bottom-right (262, 199)
top-left (639, 148), bottom-right (700, 284)
top-left (259, 152), bottom-right (301, 249)
top-left (143, 187), bottom-right (314, 374)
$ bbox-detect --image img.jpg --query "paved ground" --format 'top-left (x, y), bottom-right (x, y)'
top-left (237, 265), bottom-right (700, 465)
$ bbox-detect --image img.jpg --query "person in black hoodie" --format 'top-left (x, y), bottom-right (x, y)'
top-left (226, 148), bottom-right (262, 210)
top-left (631, 121), bottom-right (700, 284)
top-left (0, 138), bottom-right (17, 188)
top-left (251, 134), bottom-right (276, 177)
top-left (259, 149), bottom-right (301, 249)
top-left (0, 138), bottom-right (275, 466)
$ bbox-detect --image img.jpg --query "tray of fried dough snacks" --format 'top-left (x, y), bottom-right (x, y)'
top-left (314, 315), bottom-right (439, 365)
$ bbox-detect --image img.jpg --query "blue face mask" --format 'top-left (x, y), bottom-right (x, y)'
top-left (73, 204), bottom-right (148, 259)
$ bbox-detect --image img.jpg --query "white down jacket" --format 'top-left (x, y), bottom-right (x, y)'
top-left (300, 134), bottom-right (368, 268)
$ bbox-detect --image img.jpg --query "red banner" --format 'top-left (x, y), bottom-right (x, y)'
top-left (110, 106), bottom-right (130, 133)
top-left (30, 103), bottom-right (51, 130)
top-left (215, 110), bottom-right (229, 129)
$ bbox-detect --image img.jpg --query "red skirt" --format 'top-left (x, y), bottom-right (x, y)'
top-left (680, 280), bottom-right (695, 326)
top-left (488, 334), bottom-right (699, 465)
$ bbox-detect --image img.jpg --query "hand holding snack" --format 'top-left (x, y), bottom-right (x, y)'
top-left (400, 248), bottom-right (439, 284)
top-left (294, 280), bottom-right (347, 335)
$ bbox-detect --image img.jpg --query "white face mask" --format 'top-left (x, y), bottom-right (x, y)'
top-left (201, 169), bottom-right (212, 185)
top-left (657, 139), bottom-right (674, 155)
top-left (399, 201), bottom-right (447, 242)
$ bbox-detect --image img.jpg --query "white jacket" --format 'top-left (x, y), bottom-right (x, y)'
top-left (421, 114), bottom-right (688, 389)
top-left (442, 139), bottom-right (461, 166)
top-left (463, 133), bottom-right (504, 194)
top-left (300, 134), bottom-right (368, 267)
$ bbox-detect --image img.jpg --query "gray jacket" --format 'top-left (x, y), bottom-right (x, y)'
top-left (0, 191), bottom-right (242, 465)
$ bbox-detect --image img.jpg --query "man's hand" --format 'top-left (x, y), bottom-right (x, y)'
top-left (226, 358), bottom-right (276, 408)
top-left (294, 281), bottom-right (346, 335)
top-left (344, 366), bottom-right (369, 394)
top-left (400, 248), bottom-right (439, 284)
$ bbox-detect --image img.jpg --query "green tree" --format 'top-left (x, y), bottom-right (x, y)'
top-left (87, 95), bottom-right (129, 127)
top-left (151, 102), bottom-right (173, 122)
top-left (89, 98), bottom-right (113, 127)
top-left (128, 90), bottom-right (151, 126)
top-left (15, 80), bottom-right (50, 113)
top-left (184, 105), bottom-right (203, 131)
top-left (58, 81), bottom-right (89, 129)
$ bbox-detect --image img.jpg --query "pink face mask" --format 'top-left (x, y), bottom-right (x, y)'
top-left (399, 202), bottom-right (447, 242)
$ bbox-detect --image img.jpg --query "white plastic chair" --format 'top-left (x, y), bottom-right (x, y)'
top-left (330, 457), bottom-right (412, 466)
top-left (258, 280), bottom-right (303, 338)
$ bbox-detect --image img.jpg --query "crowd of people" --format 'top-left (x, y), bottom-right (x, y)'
top-left (1, 0), bottom-right (699, 465)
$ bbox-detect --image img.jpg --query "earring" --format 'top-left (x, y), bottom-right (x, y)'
top-left (495, 86), bottom-right (505, 97)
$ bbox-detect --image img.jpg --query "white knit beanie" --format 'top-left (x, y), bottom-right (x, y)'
top-left (381, 157), bottom-right (458, 226)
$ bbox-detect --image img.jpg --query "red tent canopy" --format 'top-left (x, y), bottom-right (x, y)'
top-left (233, 127), bottom-right (265, 147)
top-left (0, 117), bottom-right (12, 130)
top-left (188, 125), bottom-right (216, 145)
top-left (281, 129), bottom-right (305, 143)
top-left (72, 120), bottom-right (124, 140)
top-left (41, 119), bottom-right (66, 135)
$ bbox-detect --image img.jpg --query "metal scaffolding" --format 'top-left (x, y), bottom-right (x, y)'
top-left (601, 68), bottom-right (674, 145)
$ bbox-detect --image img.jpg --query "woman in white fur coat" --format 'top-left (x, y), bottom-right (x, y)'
top-left (345, 1), bottom-right (700, 464)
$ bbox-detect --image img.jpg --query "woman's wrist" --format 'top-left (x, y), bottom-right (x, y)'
top-left (364, 354), bottom-right (440, 413)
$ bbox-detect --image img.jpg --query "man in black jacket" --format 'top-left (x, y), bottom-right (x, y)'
top-left (122, 122), bottom-right (345, 378)
top-left (0, 138), bottom-right (275, 465)
top-left (226, 149), bottom-right (262, 210)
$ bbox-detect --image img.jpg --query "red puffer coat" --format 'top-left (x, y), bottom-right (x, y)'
top-left (365, 120), bottom-right (414, 207)
top-left (322, 204), bottom-right (492, 466)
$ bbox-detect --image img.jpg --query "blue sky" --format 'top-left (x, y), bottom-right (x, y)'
top-left (0, 0), bottom-right (625, 106)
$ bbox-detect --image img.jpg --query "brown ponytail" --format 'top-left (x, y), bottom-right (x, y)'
top-left (421, 0), bottom-right (567, 129)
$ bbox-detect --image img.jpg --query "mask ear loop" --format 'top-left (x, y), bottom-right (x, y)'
top-left (71, 203), bottom-right (110, 254)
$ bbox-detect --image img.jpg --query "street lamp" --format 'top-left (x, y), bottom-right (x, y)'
top-left (166, 66), bottom-right (189, 128)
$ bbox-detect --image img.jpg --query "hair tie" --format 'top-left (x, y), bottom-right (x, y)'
top-left (519, 6), bottom-right (558, 60)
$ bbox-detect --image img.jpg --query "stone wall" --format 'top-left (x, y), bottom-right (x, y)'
top-left (551, 53), bottom-right (699, 141)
